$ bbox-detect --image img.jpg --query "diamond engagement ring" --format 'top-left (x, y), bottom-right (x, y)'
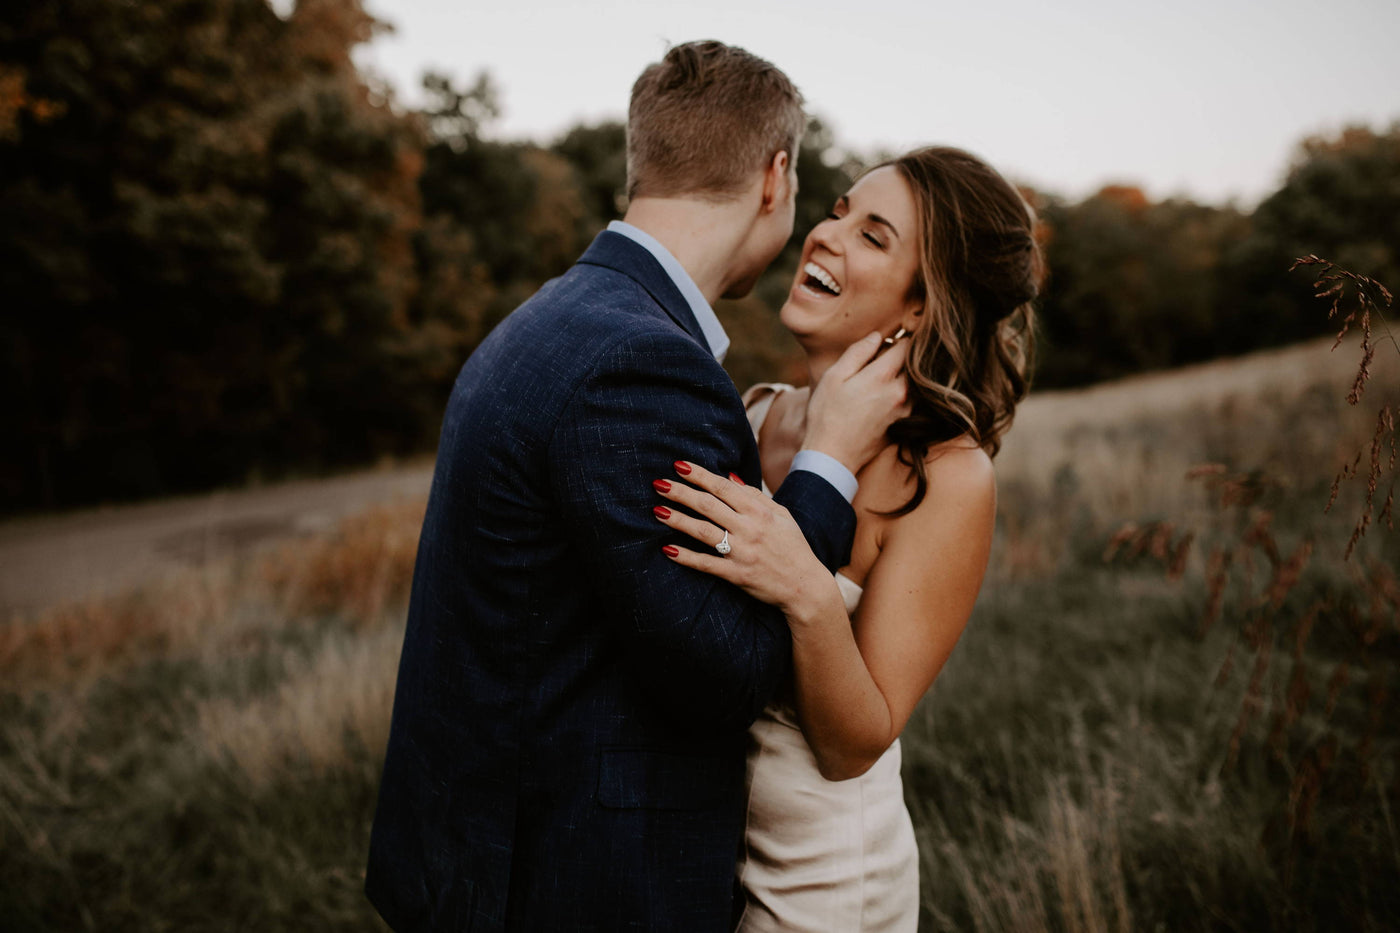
top-left (715, 530), bottom-right (732, 556)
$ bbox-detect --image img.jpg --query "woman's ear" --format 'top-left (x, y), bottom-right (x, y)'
top-left (901, 295), bottom-right (925, 331)
top-left (902, 271), bottom-right (927, 325)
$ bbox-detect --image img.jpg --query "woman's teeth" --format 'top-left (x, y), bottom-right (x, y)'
top-left (803, 262), bottom-right (841, 296)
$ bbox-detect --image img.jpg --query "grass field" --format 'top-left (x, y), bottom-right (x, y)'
top-left (1, 336), bottom-right (1396, 931)
top-left (910, 334), bottom-right (1399, 931)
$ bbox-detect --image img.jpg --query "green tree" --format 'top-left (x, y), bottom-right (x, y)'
top-left (416, 70), bottom-right (589, 334)
top-left (552, 119), bottom-right (626, 233)
top-left (1222, 123), bottom-right (1400, 355)
top-left (1035, 186), bottom-right (1249, 386)
top-left (0, 0), bottom-right (427, 509)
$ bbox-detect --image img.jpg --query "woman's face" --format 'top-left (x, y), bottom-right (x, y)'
top-left (780, 165), bottom-right (923, 353)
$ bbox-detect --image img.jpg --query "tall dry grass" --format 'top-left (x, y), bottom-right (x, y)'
top-left (0, 498), bottom-right (424, 686)
top-left (0, 497), bottom-right (424, 931)
top-left (195, 623), bottom-right (403, 790)
top-left (0, 564), bottom-right (236, 684)
top-left (260, 501), bottom-right (424, 627)
top-left (900, 263), bottom-right (1399, 931)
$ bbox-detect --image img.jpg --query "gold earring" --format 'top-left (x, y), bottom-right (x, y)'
top-left (881, 326), bottom-right (911, 348)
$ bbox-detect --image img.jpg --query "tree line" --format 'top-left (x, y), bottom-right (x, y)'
top-left (2, 0), bottom-right (1396, 513)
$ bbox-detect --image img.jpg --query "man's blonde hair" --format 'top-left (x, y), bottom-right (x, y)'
top-left (626, 40), bottom-right (805, 201)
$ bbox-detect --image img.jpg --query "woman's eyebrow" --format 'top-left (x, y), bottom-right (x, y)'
top-left (839, 195), bottom-right (901, 239)
top-left (868, 213), bottom-right (901, 239)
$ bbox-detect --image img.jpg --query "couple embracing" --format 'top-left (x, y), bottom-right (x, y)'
top-left (366, 39), bottom-right (1041, 932)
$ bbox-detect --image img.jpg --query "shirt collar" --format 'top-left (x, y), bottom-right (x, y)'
top-left (606, 220), bottom-right (730, 363)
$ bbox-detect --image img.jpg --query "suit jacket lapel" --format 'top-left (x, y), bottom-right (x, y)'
top-left (577, 231), bottom-right (709, 349)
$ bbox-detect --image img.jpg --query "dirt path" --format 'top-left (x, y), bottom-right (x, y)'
top-left (0, 461), bottom-right (434, 617)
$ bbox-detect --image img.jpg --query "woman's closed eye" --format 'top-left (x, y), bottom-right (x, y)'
top-left (862, 230), bottom-right (887, 249)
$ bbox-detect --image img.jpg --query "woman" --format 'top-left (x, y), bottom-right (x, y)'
top-left (653, 147), bottom-right (1041, 930)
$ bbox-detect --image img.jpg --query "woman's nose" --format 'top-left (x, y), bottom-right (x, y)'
top-left (809, 217), bottom-right (843, 255)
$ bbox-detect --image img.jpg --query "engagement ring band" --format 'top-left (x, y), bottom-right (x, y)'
top-left (715, 530), bottom-right (732, 556)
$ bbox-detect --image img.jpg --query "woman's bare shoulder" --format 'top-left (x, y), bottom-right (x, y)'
top-left (860, 438), bottom-right (995, 527)
top-left (924, 438), bottom-right (995, 495)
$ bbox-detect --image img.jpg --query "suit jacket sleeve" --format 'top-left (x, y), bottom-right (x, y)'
top-left (549, 328), bottom-right (856, 732)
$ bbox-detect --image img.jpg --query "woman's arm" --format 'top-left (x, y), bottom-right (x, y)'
top-left (655, 450), bottom-right (995, 780)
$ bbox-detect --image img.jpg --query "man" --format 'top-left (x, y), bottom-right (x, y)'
top-left (366, 40), bottom-right (905, 931)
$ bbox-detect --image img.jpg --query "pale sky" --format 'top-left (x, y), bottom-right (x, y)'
top-left (343, 0), bottom-right (1400, 207)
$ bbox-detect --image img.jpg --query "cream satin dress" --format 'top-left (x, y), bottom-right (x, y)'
top-left (734, 385), bottom-right (920, 933)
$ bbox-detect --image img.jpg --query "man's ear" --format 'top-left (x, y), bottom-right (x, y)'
top-left (760, 150), bottom-right (793, 214)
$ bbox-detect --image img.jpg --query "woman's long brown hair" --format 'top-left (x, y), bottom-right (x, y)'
top-left (879, 147), bottom-right (1042, 515)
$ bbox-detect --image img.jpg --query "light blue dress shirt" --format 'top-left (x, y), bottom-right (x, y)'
top-left (606, 220), bottom-right (858, 503)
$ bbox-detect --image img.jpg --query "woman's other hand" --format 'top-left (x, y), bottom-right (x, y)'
top-left (803, 333), bottom-right (911, 476)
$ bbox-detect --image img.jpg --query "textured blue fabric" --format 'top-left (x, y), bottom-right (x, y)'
top-left (605, 220), bottom-right (730, 363)
top-left (365, 231), bottom-right (856, 932)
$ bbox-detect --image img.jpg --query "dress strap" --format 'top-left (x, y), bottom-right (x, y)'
top-left (741, 382), bottom-right (794, 437)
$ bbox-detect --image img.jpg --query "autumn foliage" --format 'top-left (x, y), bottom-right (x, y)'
top-left (4, 1), bottom-right (1400, 516)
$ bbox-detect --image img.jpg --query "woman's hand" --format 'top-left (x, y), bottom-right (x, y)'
top-left (803, 332), bottom-right (911, 476)
top-left (652, 460), bottom-right (839, 619)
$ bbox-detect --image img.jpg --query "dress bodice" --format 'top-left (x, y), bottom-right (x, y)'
top-left (736, 382), bottom-right (918, 933)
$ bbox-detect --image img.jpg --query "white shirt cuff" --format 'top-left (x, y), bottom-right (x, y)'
top-left (789, 450), bottom-right (858, 504)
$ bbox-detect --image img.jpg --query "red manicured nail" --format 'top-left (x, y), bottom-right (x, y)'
top-left (674, 461), bottom-right (693, 475)
top-left (653, 506), bottom-right (671, 520)
top-left (728, 472), bottom-right (745, 485)
top-left (662, 545), bottom-right (680, 558)
top-left (653, 479), bottom-right (672, 493)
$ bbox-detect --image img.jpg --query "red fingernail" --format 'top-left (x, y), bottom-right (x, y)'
top-left (653, 479), bottom-right (672, 493)
top-left (662, 545), bottom-right (680, 557)
top-left (653, 506), bottom-right (671, 520)
top-left (728, 472), bottom-right (745, 485)
top-left (674, 461), bottom-right (693, 475)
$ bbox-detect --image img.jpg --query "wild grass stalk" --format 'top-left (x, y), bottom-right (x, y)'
top-left (1291, 255), bottom-right (1397, 557)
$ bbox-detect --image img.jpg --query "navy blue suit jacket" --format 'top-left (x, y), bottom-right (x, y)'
top-left (365, 231), bottom-right (856, 931)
